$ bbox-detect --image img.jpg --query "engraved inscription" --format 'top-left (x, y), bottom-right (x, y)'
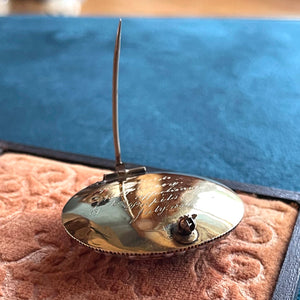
top-left (89, 176), bottom-right (197, 220)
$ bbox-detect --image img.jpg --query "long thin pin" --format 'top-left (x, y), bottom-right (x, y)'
top-left (112, 19), bottom-right (124, 171)
top-left (104, 19), bottom-right (146, 183)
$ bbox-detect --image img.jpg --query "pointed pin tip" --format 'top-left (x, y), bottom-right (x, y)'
top-left (117, 19), bottom-right (122, 34)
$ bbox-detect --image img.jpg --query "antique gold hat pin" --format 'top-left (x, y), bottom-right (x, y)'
top-left (62, 20), bottom-right (244, 259)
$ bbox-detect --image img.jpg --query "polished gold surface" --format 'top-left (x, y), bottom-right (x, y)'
top-left (62, 172), bottom-right (244, 257)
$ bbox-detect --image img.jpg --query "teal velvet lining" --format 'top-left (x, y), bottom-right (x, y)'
top-left (0, 16), bottom-right (299, 193)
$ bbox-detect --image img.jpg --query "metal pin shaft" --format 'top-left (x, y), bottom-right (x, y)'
top-left (104, 19), bottom-right (146, 183)
top-left (112, 19), bottom-right (124, 171)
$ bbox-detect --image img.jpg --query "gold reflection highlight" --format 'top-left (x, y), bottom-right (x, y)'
top-left (62, 173), bottom-right (244, 257)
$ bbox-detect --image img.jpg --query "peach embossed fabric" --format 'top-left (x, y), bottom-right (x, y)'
top-left (0, 153), bottom-right (298, 300)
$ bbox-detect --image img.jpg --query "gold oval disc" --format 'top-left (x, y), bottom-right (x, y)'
top-left (62, 173), bottom-right (244, 258)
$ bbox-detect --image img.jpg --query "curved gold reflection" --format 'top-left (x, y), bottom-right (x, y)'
top-left (62, 173), bottom-right (244, 256)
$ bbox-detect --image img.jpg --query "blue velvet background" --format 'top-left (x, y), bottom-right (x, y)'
top-left (0, 17), bottom-right (300, 193)
top-left (0, 16), bottom-right (300, 299)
